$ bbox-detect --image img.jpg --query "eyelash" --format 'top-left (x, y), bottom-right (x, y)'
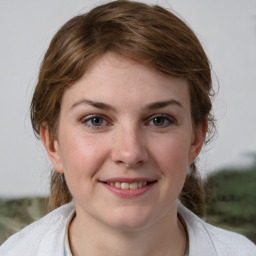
top-left (81, 114), bottom-right (110, 130)
top-left (146, 114), bottom-right (176, 127)
top-left (80, 114), bottom-right (176, 130)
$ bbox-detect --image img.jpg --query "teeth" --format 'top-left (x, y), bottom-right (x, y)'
top-left (107, 181), bottom-right (149, 190)
top-left (121, 182), bottom-right (130, 189)
top-left (115, 182), bottom-right (121, 188)
top-left (129, 182), bottom-right (137, 189)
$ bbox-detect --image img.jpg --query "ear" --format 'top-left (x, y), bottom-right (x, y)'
top-left (188, 119), bottom-right (208, 165)
top-left (40, 125), bottom-right (64, 174)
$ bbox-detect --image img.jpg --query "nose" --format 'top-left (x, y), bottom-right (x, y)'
top-left (111, 126), bottom-right (149, 168)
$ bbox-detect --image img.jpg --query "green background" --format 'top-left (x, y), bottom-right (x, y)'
top-left (1, 168), bottom-right (255, 245)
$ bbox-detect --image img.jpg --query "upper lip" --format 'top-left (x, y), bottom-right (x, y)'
top-left (99, 177), bottom-right (157, 183)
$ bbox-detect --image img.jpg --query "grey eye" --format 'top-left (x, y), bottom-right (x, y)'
top-left (89, 117), bottom-right (105, 126)
top-left (148, 115), bottom-right (173, 127)
top-left (152, 116), bottom-right (166, 126)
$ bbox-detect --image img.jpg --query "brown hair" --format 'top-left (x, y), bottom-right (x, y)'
top-left (31, 0), bottom-right (214, 215)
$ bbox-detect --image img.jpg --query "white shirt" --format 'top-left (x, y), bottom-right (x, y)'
top-left (0, 201), bottom-right (255, 256)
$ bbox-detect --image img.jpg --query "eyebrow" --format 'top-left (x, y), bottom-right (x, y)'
top-left (144, 100), bottom-right (183, 111)
top-left (70, 99), bottom-right (183, 111)
top-left (70, 99), bottom-right (116, 111)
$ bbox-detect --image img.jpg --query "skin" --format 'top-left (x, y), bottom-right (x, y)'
top-left (41, 52), bottom-right (207, 256)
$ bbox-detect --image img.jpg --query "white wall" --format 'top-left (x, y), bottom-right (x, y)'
top-left (1, 0), bottom-right (256, 197)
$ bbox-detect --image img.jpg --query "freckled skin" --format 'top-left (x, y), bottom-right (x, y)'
top-left (42, 52), bottom-right (205, 236)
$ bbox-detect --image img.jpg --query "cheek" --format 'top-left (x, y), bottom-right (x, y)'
top-left (147, 135), bottom-right (191, 213)
top-left (152, 134), bottom-right (191, 173)
top-left (150, 134), bottom-right (191, 195)
top-left (58, 133), bottom-right (110, 201)
top-left (59, 132), bottom-right (109, 178)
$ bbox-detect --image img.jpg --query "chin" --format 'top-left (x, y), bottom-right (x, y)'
top-left (105, 206), bottom-right (156, 231)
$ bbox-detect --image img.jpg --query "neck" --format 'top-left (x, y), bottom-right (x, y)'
top-left (68, 204), bottom-right (187, 256)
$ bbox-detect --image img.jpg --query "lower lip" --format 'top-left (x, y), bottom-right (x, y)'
top-left (101, 182), bottom-right (155, 199)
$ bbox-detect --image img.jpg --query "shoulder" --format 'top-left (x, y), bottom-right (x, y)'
top-left (202, 221), bottom-right (256, 255)
top-left (0, 202), bottom-right (75, 256)
top-left (178, 202), bottom-right (256, 256)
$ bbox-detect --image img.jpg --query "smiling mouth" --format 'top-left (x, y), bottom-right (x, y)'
top-left (102, 181), bottom-right (157, 190)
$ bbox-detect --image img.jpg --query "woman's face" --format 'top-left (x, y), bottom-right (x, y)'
top-left (43, 52), bottom-right (205, 230)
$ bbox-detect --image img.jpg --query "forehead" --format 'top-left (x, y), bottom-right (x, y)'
top-left (62, 52), bottom-right (190, 111)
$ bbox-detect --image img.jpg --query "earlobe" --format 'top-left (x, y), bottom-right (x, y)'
top-left (40, 126), bottom-right (64, 174)
top-left (189, 119), bottom-right (208, 165)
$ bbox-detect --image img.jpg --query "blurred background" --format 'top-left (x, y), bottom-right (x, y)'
top-left (0, 0), bottom-right (256, 244)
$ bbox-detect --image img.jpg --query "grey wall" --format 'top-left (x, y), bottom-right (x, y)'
top-left (1, 0), bottom-right (256, 197)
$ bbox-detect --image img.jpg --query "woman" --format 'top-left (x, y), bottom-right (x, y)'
top-left (1, 1), bottom-right (255, 255)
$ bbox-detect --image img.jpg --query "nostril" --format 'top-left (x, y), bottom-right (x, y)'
top-left (111, 140), bottom-right (148, 168)
top-left (115, 160), bottom-right (144, 168)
